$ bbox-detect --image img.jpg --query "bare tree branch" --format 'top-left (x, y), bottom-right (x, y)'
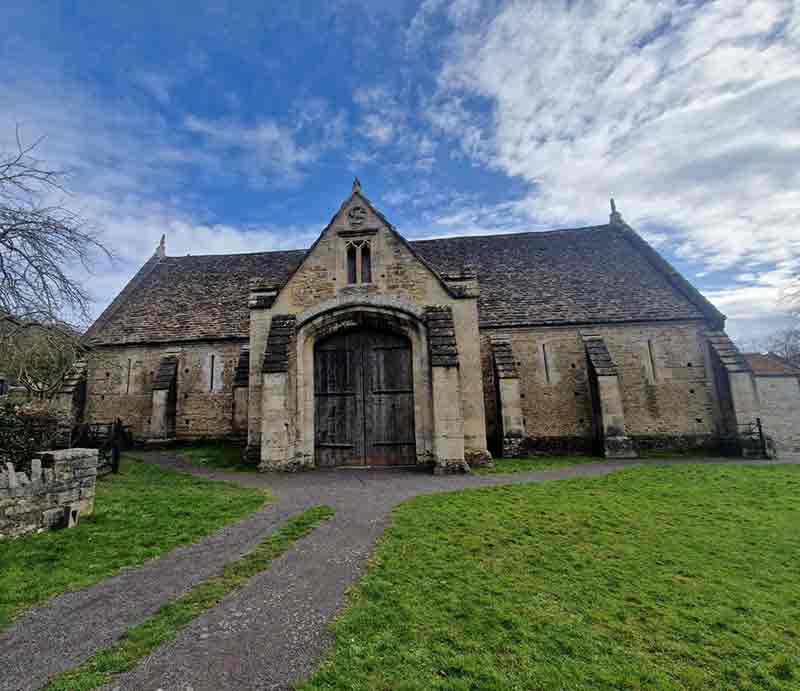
top-left (0, 126), bottom-right (111, 326)
top-left (0, 128), bottom-right (111, 397)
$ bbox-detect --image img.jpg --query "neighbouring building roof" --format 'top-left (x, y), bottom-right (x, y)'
top-left (743, 353), bottom-right (800, 377)
top-left (85, 224), bottom-right (722, 346)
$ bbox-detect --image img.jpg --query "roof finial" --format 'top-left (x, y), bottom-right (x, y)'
top-left (155, 234), bottom-right (166, 259)
top-left (609, 198), bottom-right (623, 225)
top-left (352, 177), bottom-right (362, 193)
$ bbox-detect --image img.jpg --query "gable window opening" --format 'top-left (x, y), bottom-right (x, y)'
top-left (347, 244), bottom-right (357, 284)
top-left (346, 240), bottom-right (372, 284)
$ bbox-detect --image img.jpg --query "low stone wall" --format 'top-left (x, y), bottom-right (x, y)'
top-left (0, 448), bottom-right (99, 539)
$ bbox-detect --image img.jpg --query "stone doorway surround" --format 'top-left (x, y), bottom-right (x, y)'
top-left (260, 297), bottom-right (475, 473)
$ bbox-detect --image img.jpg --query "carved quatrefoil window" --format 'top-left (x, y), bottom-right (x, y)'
top-left (348, 205), bottom-right (367, 227)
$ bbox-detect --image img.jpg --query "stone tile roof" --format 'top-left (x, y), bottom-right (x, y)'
top-left (743, 353), bottom-right (800, 377)
top-left (414, 224), bottom-right (719, 328)
top-left (87, 225), bottom-right (719, 345)
top-left (86, 250), bottom-right (305, 345)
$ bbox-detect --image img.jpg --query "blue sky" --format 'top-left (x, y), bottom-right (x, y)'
top-left (1, 0), bottom-right (798, 346)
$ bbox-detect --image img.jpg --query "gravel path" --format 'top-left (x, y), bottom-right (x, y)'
top-left (1, 454), bottom-right (795, 691)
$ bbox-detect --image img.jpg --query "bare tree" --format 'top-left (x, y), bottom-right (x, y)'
top-left (766, 327), bottom-right (800, 366)
top-left (0, 128), bottom-right (110, 395)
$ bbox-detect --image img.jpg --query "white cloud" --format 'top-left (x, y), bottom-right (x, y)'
top-left (353, 85), bottom-right (441, 170)
top-left (361, 113), bottom-right (395, 145)
top-left (348, 149), bottom-right (379, 168)
top-left (0, 75), bottom-right (322, 323)
top-left (184, 115), bottom-right (318, 187)
top-left (425, 0), bottom-right (800, 322)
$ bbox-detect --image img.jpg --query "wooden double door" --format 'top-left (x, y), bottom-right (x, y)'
top-left (314, 327), bottom-right (416, 467)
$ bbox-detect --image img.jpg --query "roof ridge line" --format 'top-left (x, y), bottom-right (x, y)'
top-left (162, 247), bottom-right (308, 260)
top-left (409, 224), bottom-right (610, 244)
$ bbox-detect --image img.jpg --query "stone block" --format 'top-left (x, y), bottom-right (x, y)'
top-left (604, 436), bottom-right (638, 459)
top-left (5, 463), bottom-right (16, 488)
top-left (433, 457), bottom-right (471, 475)
top-left (42, 507), bottom-right (67, 529)
top-left (465, 447), bottom-right (493, 468)
top-left (29, 459), bottom-right (42, 483)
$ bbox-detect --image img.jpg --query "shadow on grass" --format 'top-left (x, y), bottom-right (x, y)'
top-left (175, 443), bottom-right (259, 473)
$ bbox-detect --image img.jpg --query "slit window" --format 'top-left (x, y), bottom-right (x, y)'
top-left (542, 343), bottom-right (551, 384)
top-left (361, 243), bottom-right (372, 283)
top-left (346, 244), bottom-right (357, 284)
top-left (125, 358), bottom-right (132, 394)
top-left (209, 354), bottom-right (215, 392)
top-left (647, 339), bottom-right (658, 382)
top-left (345, 240), bottom-right (372, 284)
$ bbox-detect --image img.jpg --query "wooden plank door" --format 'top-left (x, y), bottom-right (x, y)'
top-left (314, 328), bottom-right (416, 467)
top-left (314, 331), bottom-right (364, 467)
top-left (363, 330), bottom-right (416, 466)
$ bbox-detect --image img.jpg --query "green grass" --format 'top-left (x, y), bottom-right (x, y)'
top-left (43, 506), bottom-right (335, 691)
top-left (300, 464), bottom-right (800, 691)
top-left (475, 455), bottom-right (602, 475)
top-left (175, 443), bottom-right (258, 472)
top-left (0, 455), bottom-right (268, 631)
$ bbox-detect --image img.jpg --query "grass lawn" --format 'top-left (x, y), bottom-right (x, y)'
top-left (44, 506), bottom-right (334, 691)
top-left (301, 464), bottom-right (800, 690)
top-left (0, 455), bottom-right (268, 631)
top-left (175, 443), bottom-right (258, 473)
top-left (475, 455), bottom-right (602, 475)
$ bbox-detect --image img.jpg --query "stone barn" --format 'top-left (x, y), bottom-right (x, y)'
top-left (74, 181), bottom-right (771, 472)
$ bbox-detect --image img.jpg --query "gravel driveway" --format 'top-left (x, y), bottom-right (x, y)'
top-left (1, 453), bottom-right (794, 691)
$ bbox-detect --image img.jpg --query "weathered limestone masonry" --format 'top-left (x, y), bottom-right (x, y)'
top-left (232, 346), bottom-right (250, 436)
top-left (426, 306), bottom-right (470, 474)
top-left (0, 448), bottom-right (98, 539)
top-left (743, 353), bottom-right (800, 455)
top-left (583, 334), bottom-right (637, 458)
top-left (79, 183), bottom-right (763, 472)
top-left (85, 341), bottom-right (244, 441)
top-left (707, 331), bottom-right (759, 437)
top-left (150, 356), bottom-right (178, 439)
top-left (259, 315), bottom-right (303, 471)
top-left (481, 321), bottom-right (719, 456)
top-left (247, 182), bottom-right (488, 473)
top-left (53, 360), bottom-right (87, 427)
top-left (489, 338), bottom-right (524, 458)
top-left (755, 375), bottom-right (800, 454)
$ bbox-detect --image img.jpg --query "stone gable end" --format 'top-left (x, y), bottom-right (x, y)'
top-left (268, 190), bottom-right (453, 316)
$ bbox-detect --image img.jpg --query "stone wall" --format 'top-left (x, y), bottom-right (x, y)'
top-left (754, 375), bottom-right (800, 455)
top-left (1, 448), bottom-right (98, 539)
top-left (247, 190), bottom-right (488, 464)
top-left (85, 341), bottom-right (245, 440)
top-left (482, 321), bottom-right (718, 454)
